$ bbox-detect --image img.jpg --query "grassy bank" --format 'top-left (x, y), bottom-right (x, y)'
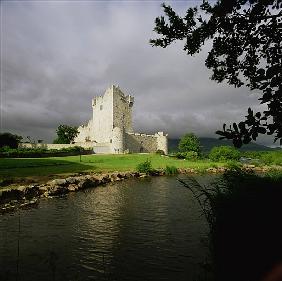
top-left (0, 154), bottom-right (225, 183)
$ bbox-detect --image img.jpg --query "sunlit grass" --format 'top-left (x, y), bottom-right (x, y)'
top-left (0, 154), bottom-right (225, 179)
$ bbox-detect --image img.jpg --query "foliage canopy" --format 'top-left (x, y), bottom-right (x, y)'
top-left (209, 145), bottom-right (241, 161)
top-left (151, 0), bottom-right (282, 147)
top-left (178, 133), bottom-right (201, 154)
top-left (53, 125), bottom-right (79, 144)
top-left (0, 132), bottom-right (22, 149)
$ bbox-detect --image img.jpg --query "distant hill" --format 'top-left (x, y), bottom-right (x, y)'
top-left (168, 137), bottom-right (276, 153)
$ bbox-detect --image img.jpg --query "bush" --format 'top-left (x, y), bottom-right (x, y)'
top-left (136, 159), bottom-right (153, 174)
top-left (176, 151), bottom-right (199, 160)
top-left (176, 152), bottom-right (185, 159)
top-left (178, 133), bottom-right (201, 154)
top-left (156, 149), bottom-right (165, 155)
top-left (0, 146), bottom-right (91, 158)
top-left (226, 160), bottom-right (243, 171)
top-left (209, 146), bottom-right (241, 161)
top-left (241, 150), bottom-right (282, 165)
top-left (184, 151), bottom-right (199, 160)
top-left (164, 165), bottom-right (178, 175)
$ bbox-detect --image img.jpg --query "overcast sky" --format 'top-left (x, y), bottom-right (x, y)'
top-left (1, 0), bottom-right (276, 146)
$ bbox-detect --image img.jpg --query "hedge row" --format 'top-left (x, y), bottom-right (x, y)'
top-left (0, 146), bottom-right (93, 158)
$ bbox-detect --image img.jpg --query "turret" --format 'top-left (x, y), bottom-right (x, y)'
top-left (155, 131), bottom-right (168, 155)
top-left (111, 127), bottom-right (124, 153)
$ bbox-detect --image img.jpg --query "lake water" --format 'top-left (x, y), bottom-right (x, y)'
top-left (0, 176), bottom-right (212, 281)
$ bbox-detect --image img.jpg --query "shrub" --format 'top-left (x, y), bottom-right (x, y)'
top-left (136, 159), bottom-right (153, 174)
top-left (183, 151), bottom-right (199, 160)
top-left (164, 165), bottom-right (178, 175)
top-left (176, 152), bottom-right (184, 159)
top-left (178, 133), bottom-right (201, 154)
top-left (209, 146), bottom-right (241, 161)
top-left (156, 149), bottom-right (165, 155)
top-left (241, 150), bottom-right (282, 165)
top-left (0, 146), bottom-right (91, 158)
top-left (176, 152), bottom-right (185, 159)
top-left (226, 160), bottom-right (243, 171)
top-left (176, 151), bottom-right (199, 160)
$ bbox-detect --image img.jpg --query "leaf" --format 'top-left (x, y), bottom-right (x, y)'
top-left (238, 122), bottom-right (246, 131)
top-left (257, 127), bottom-right (266, 134)
top-left (266, 64), bottom-right (280, 79)
top-left (233, 123), bottom-right (238, 132)
top-left (257, 68), bottom-right (265, 76)
top-left (215, 130), bottom-right (226, 136)
top-left (252, 132), bottom-right (258, 140)
top-left (233, 138), bottom-right (242, 148)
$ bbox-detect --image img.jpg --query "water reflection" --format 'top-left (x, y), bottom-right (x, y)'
top-left (0, 176), bottom-right (210, 281)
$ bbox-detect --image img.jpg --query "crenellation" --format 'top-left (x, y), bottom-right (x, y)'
top-left (74, 85), bottom-right (168, 154)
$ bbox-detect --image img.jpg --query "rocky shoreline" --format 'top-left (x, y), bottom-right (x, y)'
top-left (0, 165), bottom-right (277, 213)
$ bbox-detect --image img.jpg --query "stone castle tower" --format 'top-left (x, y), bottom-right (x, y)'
top-left (74, 85), bottom-right (168, 154)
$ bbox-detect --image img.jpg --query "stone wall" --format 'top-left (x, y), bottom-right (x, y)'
top-left (93, 143), bottom-right (111, 154)
top-left (125, 133), bottom-right (157, 153)
top-left (155, 132), bottom-right (168, 155)
top-left (111, 127), bottom-right (124, 153)
top-left (112, 86), bottom-right (134, 133)
top-left (72, 85), bottom-right (168, 154)
top-left (74, 119), bottom-right (93, 143)
top-left (20, 142), bottom-right (94, 150)
top-left (92, 87), bottom-right (113, 143)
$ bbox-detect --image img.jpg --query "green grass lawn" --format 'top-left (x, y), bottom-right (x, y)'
top-left (0, 154), bottom-right (225, 181)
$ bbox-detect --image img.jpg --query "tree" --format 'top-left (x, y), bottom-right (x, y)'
top-left (0, 132), bottom-right (23, 148)
top-left (209, 145), bottom-right (241, 161)
top-left (178, 133), bottom-right (201, 154)
top-left (150, 0), bottom-right (282, 147)
top-left (53, 125), bottom-right (78, 144)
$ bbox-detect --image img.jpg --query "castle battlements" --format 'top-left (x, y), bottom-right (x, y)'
top-left (74, 85), bottom-right (168, 154)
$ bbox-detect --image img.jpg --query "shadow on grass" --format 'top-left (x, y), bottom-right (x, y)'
top-left (179, 169), bottom-right (282, 281)
top-left (0, 158), bottom-right (95, 180)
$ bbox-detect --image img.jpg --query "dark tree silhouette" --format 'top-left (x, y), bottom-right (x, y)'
top-left (0, 132), bottom-right (22, 148)
top-left (150, 0), bottom-right (282, 147)
top-left (53, 125), bottom-right (78, 144)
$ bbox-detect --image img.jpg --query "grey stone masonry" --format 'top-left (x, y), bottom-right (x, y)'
top-left (74, 85), bottom-right (168, 154)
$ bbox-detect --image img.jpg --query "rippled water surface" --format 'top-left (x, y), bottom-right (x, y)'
top-left (0, 176), bottom-right (211, 281)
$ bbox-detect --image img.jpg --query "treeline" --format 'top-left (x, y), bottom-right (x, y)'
top-left (174, 146), bottom-right (282, 165)
top-left (173, 133), bottom-right (282, 165)
top-left (0, 146), bottom-right (92, 158)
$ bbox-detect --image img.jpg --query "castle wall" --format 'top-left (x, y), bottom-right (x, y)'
top-left (112, 86), bottom-right (134, 132)
top-left (111, 127), bottom-right (124, 153)
top-left (93, 143), bottom-right (111, 154)
top-left (74, 119), bottom-right (93, 143)
top-left (92, 87), bottom-right (113, 143)
top-left (73, 85), bottom-right (168, 154)
top-left (20, 142), bottom-right (94, 150)
top-left (155, 132), bottom-right (168, 155)
top-left (125, 133), bottom-right (157, 153)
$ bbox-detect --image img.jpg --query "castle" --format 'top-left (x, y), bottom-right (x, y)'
top-left (74, 85), bottom-right (168, 154)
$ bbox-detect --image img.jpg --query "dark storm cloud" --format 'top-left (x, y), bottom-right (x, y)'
top-left (1, 1), bottom-right (274, 145)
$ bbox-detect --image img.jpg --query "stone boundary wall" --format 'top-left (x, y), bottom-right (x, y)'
top-left (125, 132), bottom-right (168, 154)
top-left (127, 132), bottom-right (155, 137)
top-left (19, 143), bottom-right (94, 150)
top-left (125, 133), bottom-right (157, 153)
